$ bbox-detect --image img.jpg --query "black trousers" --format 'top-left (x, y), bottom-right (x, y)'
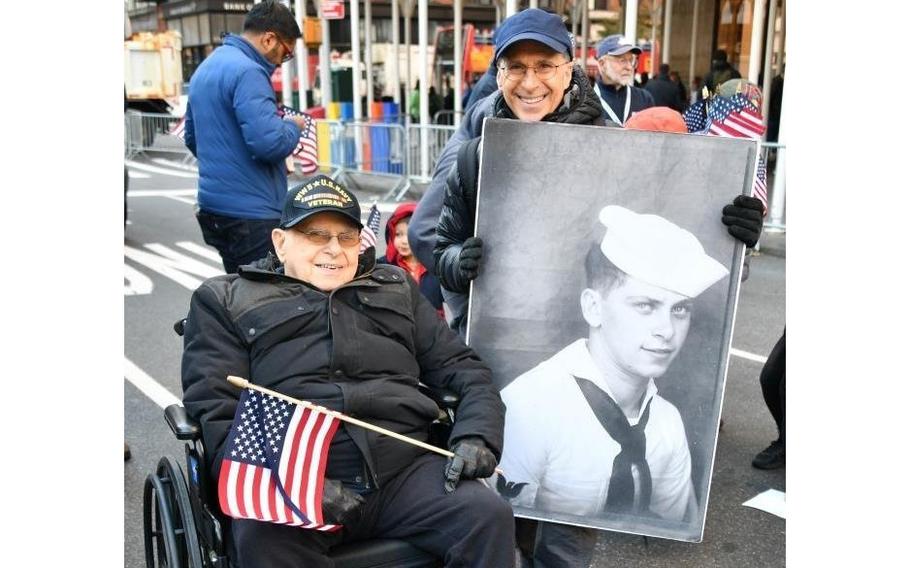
top-left (232, 453), bottom-right (515, 568)
top-left (196, 209), bottom-right (279, 274)
top-left (760, 329), bottom-right (786, 444)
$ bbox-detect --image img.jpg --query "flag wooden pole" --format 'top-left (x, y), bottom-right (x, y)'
top-left (228, 376), bottom-right (504, 475)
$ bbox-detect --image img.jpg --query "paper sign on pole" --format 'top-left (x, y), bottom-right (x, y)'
top-left (321, 0), bottom-right (345, 20)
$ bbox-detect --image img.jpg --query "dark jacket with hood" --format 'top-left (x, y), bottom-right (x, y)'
top-left (181, 251), bottom-right (504, 491)
top-left (432, 66), bottom-right (609, 334)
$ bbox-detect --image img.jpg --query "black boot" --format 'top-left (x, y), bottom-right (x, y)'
top-left (751, 440), bottom-right (784, 470)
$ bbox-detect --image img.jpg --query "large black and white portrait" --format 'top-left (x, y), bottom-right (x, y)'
top-left (467, 119), bottom-right (759, 542)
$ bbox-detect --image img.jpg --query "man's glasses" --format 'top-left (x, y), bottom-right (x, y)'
top-left (273, 33), bottom-right (295, 63)
top-left (498, 60), bottom-right (573, 81)
top-left (298, 228), bottom-right (361, 248)
top-left (605, 54), bottom-right (637, 68)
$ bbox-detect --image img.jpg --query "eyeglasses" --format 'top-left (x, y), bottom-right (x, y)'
top-left (604, 54), bottom-right (637, 68)
top-left (272, 32), bottom-right (295, 63)
top-left (498, 60), bottom-right (573, 81)
top-left (297, 228), bottom-right (361, 248)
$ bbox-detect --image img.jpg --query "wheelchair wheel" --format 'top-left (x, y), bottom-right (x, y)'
top-left (143, 457), bottom-right (204, 568)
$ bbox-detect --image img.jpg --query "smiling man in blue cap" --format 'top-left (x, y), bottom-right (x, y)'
top-left (594, 34), bottom-right (655, 125)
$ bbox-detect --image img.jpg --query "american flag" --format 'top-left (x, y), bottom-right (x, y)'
top-left (360, 203), bottom-right (381, 253)
top-left (279, 105), bottom-right (319, 174)
top-left (753, 155), bottom-right (768, 210)
top-left (683, 102), bottom-right (709, 133)
top-left (217, 387), bottom-right (342, 531)
top-left (706, 94), bottom-right (766, 139)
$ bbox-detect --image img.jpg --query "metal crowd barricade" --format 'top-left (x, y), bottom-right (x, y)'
top-left (759, 141), bottom-right (786, 232)
top-left (125, 111), bottom-right (191, 161)
top-left (405, 123), bottom-right (458, 183)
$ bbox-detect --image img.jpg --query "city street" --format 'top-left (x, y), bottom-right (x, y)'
top-left (123, 153), bottom-right (785, 567)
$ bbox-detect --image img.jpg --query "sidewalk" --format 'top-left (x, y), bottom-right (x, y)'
top-left (758, 229), bottom-right (786, 258)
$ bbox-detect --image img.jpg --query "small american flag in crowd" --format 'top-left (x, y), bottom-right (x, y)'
top-left (753, 155), bottom-right (768, 210)
top-left (218, 388), bottom-right (341, 531)
top-left (683, 102), bottom-right (709, 133)
top-left (360, 204), bottom-right (381, 253)
top-left (279, 105), bottom-right (319, 174)
top-left (706, 94), bottom-right (766, 139)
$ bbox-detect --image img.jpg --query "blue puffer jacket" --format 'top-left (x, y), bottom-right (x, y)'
top-left (184, 34), bottom-right (301, 219)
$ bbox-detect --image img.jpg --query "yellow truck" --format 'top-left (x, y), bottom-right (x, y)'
top-left (124, 30), bottom-right (183, 113)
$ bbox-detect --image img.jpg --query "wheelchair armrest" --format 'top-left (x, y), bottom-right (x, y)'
top-left (165, 404), bottom-right (202, 441)
top-left (418, 384), bottom-right (460, 410)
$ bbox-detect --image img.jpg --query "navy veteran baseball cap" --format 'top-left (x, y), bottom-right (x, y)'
top-left (279, 175), bottom-right (363, 230)
top-left (596, 34), bottom-right (642, 58)
top-left (493, 8), bottom-right (574, 63)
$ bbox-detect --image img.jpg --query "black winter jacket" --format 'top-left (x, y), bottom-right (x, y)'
top-left (644, 74), bottom-right (686, 113)
top-left (432, 67), bottom-right (608, 333)
top-left (181, 253), bottom-right (504, 490)
top-left (593, 79), bottom-right (655, 125)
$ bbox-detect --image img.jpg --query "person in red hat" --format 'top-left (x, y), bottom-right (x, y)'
top-left (378, 202), bottom-right (445, 319)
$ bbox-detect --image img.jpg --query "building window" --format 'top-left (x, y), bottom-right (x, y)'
top-left (715, 0), bottom-right (752, 74)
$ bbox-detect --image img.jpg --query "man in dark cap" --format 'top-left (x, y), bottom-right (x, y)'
top-left (181, 175), bottom-right (514, 567)
top-left (593, 34), bottom-right (655, 125)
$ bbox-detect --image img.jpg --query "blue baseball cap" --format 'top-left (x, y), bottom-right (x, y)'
top-left (596, 34), bottom-right (642, 58)
top-left (493, 9), bottom-right (574, 63)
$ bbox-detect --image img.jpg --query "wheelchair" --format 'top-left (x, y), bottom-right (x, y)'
top-left (142, 320), bottom-right (460, 568)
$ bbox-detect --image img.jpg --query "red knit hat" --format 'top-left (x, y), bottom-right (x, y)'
top-left (625, 107), bottom-right (688, 134)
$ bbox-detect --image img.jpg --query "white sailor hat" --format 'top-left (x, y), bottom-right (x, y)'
top-left (598, 205), bottom-right (729, 298)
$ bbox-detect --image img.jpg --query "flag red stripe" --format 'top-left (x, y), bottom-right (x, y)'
top-left (251, 466), bottom-right (264, 520)
top-left (295, 411), bottom-right (325, 524)
top-left (218, 460), bottom-right (231, 517)
top-left (282, 406), bottom-right (309, 524)
top-left (312, 418), bottom-right (341, 525)
top-left (233, 463), bottom-right (247, 518)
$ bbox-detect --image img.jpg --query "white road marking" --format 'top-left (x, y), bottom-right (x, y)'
top-left (125, 357), bottom-right (180, 409)
top-left (730, 348), bottom-right (767, 364)
top-left (129, 189), bottom-right (196, 197)
top-left (151, 157), bottom-right (199, 172)
top-left (124, 264), bottom-right (154, 296)
top-left (124, 243), bottom-right (223, 291)
top-left (176, 241), bottom-right (223, 263)
top-left (126, 159), bottom-right (199, 179)
top-left (163, 195), bottom-right (198, 206)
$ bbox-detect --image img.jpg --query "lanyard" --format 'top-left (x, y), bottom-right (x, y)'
top-left (596, 83), bottom-right (631, 126)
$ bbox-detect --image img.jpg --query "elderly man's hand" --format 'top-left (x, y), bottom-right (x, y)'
top-left (443, 437), bottom-right (497, 494)
top-left (721, 195), bottom-right (764, 248)
top-left (457, 237), bottom-right (484, 283)
top-left (322, 479), bottom-right (365, 526)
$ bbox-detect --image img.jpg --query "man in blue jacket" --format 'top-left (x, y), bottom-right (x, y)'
top-left (184, 1), bottom-right (309, 273)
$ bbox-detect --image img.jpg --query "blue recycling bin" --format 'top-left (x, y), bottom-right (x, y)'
top-left (381, 102), bottom-right (403, 174)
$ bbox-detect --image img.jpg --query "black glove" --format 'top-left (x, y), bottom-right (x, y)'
top-left (457, 237), bottom-right (484, 283)
top-left (443, 437), bottom-right (497, 494)
top-left (721, 195), bottom-right (765, 248)
top-left (321, 479), bottom-right (365, 526)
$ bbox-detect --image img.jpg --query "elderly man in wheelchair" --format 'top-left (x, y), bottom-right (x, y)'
top-left (159, 175), bottom-right (514, 568)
